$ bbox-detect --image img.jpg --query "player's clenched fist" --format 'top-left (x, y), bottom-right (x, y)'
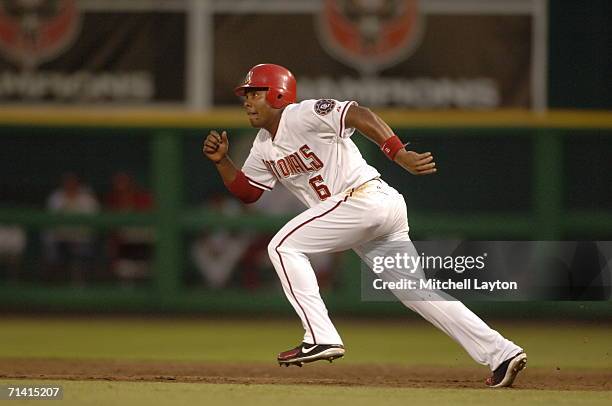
top-left (394, 149), bottom-right (437, 176)
top-left (203, 130), bottom-right (229, 164)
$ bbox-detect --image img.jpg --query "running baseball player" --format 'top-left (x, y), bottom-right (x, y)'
top-left (203, 64), bottom-right (527, 387)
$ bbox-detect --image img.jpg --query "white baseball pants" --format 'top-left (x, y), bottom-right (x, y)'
top-left (267, 178), bottom-right (522, 370)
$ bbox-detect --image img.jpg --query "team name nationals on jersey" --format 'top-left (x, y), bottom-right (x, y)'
top-left (242, 99), bottom-right (380, 208)
top-left (262, 145), bottom-right (324, 179)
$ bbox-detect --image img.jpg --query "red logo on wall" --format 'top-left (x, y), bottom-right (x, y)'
top-left (317, 0), bottom-right (424, 74)
top-left (0, 0), bottom-right (81, 68)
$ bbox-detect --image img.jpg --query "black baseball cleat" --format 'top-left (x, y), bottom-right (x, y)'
top-left (486, 352), bottom-right (528, 388)
top-left (277, 342), bottom-right (345, 367)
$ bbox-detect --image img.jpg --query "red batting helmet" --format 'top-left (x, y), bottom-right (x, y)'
top-left (234, 64), bottom-right (297, 109)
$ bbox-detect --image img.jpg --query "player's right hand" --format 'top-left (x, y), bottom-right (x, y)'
top-left (203, 130), bottom-right (229, 164)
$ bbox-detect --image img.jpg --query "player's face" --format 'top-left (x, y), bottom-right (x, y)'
top-left (242, 89), bottom-right (275, 128)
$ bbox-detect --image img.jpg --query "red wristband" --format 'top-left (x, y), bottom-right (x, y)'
top-left (380, 135), bottom-right (405, 160)
top-left (226, 170), bottom-right (264, 204)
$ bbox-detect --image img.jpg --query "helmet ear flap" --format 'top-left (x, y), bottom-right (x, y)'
top-left (266, 88), bottom-right (285, 109)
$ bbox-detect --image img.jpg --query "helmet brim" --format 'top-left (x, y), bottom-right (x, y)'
top-left (234, 85), bottom-right (269, 97)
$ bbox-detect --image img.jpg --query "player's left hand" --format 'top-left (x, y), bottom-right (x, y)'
top-left (394, 150), bottom-right (437, 175)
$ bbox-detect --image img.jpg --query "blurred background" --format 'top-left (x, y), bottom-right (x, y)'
top-left (0, 0), bottom-right (610, 319)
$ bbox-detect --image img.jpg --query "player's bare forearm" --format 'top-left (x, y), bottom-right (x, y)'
top-left (214, 156), bottom-right (239, 184)
top-left (203, 130), bottom-right (238, 184)
top-left (345, 105), bottom-right (436, 176)
top-left (344, 105), bottom-right (395, 145)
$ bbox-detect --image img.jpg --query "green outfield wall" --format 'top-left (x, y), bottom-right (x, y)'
top-left (0, 109), bottom-right (611, 318)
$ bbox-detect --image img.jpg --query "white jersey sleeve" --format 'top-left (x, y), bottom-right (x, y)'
top-left (299, 99), bottom-right (357, 139)
top-left (241, 134), bottom-right (276, 192)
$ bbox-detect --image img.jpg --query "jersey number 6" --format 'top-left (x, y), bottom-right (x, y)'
top-left (308, 175), bottom-right (331, 201)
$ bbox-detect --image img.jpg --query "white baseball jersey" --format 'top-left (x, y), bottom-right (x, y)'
top-left (242, 99), bottom-right (380, 208)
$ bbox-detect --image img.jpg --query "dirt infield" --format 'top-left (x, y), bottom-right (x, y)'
top-left (1, 358), bottom-right (610, 391)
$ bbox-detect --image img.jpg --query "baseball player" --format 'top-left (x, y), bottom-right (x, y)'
top-left (203, 64), bottom-right (527, 387)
